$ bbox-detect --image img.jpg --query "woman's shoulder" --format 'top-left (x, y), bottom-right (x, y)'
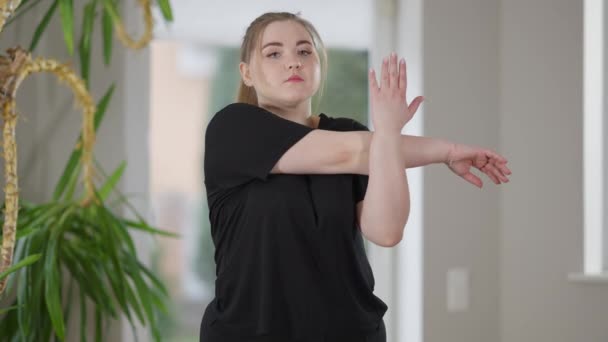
top-left (214, 102), bottom-right (264, 118)
top-left (208, 102), bottom-right (269, 128)
top-left (318, 113), bottom-right (370, 132)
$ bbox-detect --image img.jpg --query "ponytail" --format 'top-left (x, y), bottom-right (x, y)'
top-left (236, 80), bottom-right (258, 105)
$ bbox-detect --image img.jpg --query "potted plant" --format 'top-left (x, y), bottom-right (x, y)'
top-left (0, 1), bottom-right (177, 340)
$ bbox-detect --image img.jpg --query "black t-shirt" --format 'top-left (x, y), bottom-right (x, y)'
top-left (201, 102), bottom-right (388, 341)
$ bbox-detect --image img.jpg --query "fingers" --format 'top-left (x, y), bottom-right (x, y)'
top-left (468, 149), bottom-right (511, 186)
top-left (389, 52), bottom-right (398, 89)
top-left (399, 57), bottom-right (407, 96)
top-left (408, 96), bottom-right (424, 115)
top-left (462, 172), bottom-right (483, 188)
top-left (380, 52), bottom-right (405, 90)
top-left (381, 56), bottom-right (389, 89)
top-left (485, 151), bottom-right (511, 181)
top-left (496, 161), bottom-right (512, 175)
top-left (487, 150), bottom-right (508, 164)
top-left (486, 163), bottom-right (509, 183)
top-left (369, 68), bottom-right (379, 95)
top-left (481, 164), bottom-right (501, 184)
top-left (479, 159), bottom-right (510, 185)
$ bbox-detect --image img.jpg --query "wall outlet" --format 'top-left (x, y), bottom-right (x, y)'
top-left (447, 267), bottom-right (470, 312)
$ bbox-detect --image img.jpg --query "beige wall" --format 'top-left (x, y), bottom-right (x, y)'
top-left (500, 0), bottom-right (608, 341)
top-left (422, 0), bottom-right (608, 341)
top-left (422, 0), bottom-right (501, 341)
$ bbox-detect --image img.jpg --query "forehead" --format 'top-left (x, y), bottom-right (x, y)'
top-left (259, 20), bottom-right (313, 47)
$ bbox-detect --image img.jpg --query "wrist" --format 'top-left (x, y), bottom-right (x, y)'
top-left (372, 129), bottom-right (402, 140)
top-left (443, 141), bottom-right (457, 166)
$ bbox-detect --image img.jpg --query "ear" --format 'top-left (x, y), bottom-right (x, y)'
top-left (239, 62), bottom-right (253, 87)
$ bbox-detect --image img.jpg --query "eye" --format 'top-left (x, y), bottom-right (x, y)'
top-left (267, 52), bottom-right (280, 58)
top-left (299, 50), bottom-right (312, 56)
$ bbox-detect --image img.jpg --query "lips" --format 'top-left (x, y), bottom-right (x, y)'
top-left (287, 75), bottom-right (304, 82)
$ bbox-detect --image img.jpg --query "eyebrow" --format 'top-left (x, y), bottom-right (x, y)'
top-left (261, 40), bottom-right (313, 50)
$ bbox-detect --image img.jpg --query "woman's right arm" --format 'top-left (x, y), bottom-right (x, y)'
top-left (270, 129), bottom-right (354, 175)
top-left (270, 129), bottom-right (451, 174)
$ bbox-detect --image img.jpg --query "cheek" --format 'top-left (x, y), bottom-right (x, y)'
top-left (256, 63), bottom-right (282, 86)
top-left (310, 65), bottom-right (321, 88)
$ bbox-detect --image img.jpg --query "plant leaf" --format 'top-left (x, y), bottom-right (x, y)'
top-left (43, 207), bottom-right (74, 340)
top-left (0, 253), bottom-right (42, 280)
top-left (95, 306), bottom-right (102, 342)
top-left (123, 218), bottom-right (179, 238)
top-left (101, 2), bottom-right (113, 65)
top-left (63, 163), bottom-right (82, 202)
top-left (62, 277), bottom-right (74, 328)
top-left (136, 259), bottom-right (169, 297)
top-left (102, 0), bottom-right (120, 23)
top-left (17, 239), bottom-right (34, 340)
top-left (156, 0), bottom-right (173, 21)
top-left (53, 84), bottom-right (114, 201)
top-left (18, 203), bottom-right (65, 234)
top-left (123, 278), bottom-right (146, 325)
top-left (62, 243), bottom-right (116, 317)
top-left (44, 245), bottom-right (65, 340)
top-left (0, 305), bottom-right (19, 315)
top-left (28, 229), bottom-right (50, 340)
top-left (98, 205), bottom-right (136, 256)
top-left (97, 160), bottom-right (126, 202)
top-left (58, 0), bottom-right (74, 55)
top-left (29, 0), bottom-right (59, 52)
top-left (78, 1), bottom-right (96, 88)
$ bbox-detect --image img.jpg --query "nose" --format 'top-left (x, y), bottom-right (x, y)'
top-left (288, 60), bottom-right (302, 70)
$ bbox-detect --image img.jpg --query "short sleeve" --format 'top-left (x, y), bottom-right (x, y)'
top-left (349, 118), bottom-right (370, 203)
top-left (204, 103), bottom-right (314, 189)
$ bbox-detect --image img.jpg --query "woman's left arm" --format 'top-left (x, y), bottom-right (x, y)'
top-left (352, 53), bottom-right (512, 247)
top-left (345, 131), bottom-right (512, 187)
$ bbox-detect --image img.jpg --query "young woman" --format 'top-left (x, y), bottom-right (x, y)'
top-left (200, 12), bottom-right (511, 342)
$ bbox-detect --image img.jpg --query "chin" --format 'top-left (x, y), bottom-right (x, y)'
top-left (279, 94), bottom-right (312, 106)
top-left (287, 88), bottom-right (316, 101)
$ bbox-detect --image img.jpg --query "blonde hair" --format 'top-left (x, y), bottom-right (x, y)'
top-left (236, 12), bottom-right (328, 110)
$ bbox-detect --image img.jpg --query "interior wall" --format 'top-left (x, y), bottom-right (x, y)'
top-left (500, 0), bottom-right (608, 341)
top-left (422, 0), bottom-right (501, 341)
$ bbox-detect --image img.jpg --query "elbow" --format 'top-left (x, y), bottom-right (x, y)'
top-left (378, 231), bottom-right (403, 247)
top-left (362, 208), bottom-right (409, 248)
top-left (381, 214), bottom-right (409, 247)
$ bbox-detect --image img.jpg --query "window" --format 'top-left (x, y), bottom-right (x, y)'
top-left (579, 0), bottom-right (608, 278)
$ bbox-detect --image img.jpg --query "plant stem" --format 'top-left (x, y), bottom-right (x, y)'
top-left (4, 0), bottom-right (43, 28)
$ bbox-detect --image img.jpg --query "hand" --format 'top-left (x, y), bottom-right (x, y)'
top-left (369, 52), bottom-right (424, 135)
top-left (445, 143), bottom-right (512, 188)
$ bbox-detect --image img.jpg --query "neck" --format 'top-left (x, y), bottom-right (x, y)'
top-left (258, 99), bottom-right (316, 128)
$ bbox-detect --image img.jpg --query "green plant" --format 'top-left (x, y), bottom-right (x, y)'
top-left (0, 1), bottom-right (178, 341)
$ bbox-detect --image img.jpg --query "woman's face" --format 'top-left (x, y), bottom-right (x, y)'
top-left (241, 20), bottom-right (321, 107)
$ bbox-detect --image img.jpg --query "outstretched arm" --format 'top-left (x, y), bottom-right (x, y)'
top-left (355, 52), bottom-right (512, 248)
top-left (346, 131), bottom-right (453, 169)
top-left (344, 131), bottom-right (511, 187)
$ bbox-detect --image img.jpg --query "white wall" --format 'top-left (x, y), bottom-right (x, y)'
top-left (153, 0), bottom-right (373, 49)
top-left (500, 0), bottom-right (608, 341)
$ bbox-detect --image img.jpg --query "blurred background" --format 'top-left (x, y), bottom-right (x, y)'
top-left (1, 0), bottom-right (607, 341)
